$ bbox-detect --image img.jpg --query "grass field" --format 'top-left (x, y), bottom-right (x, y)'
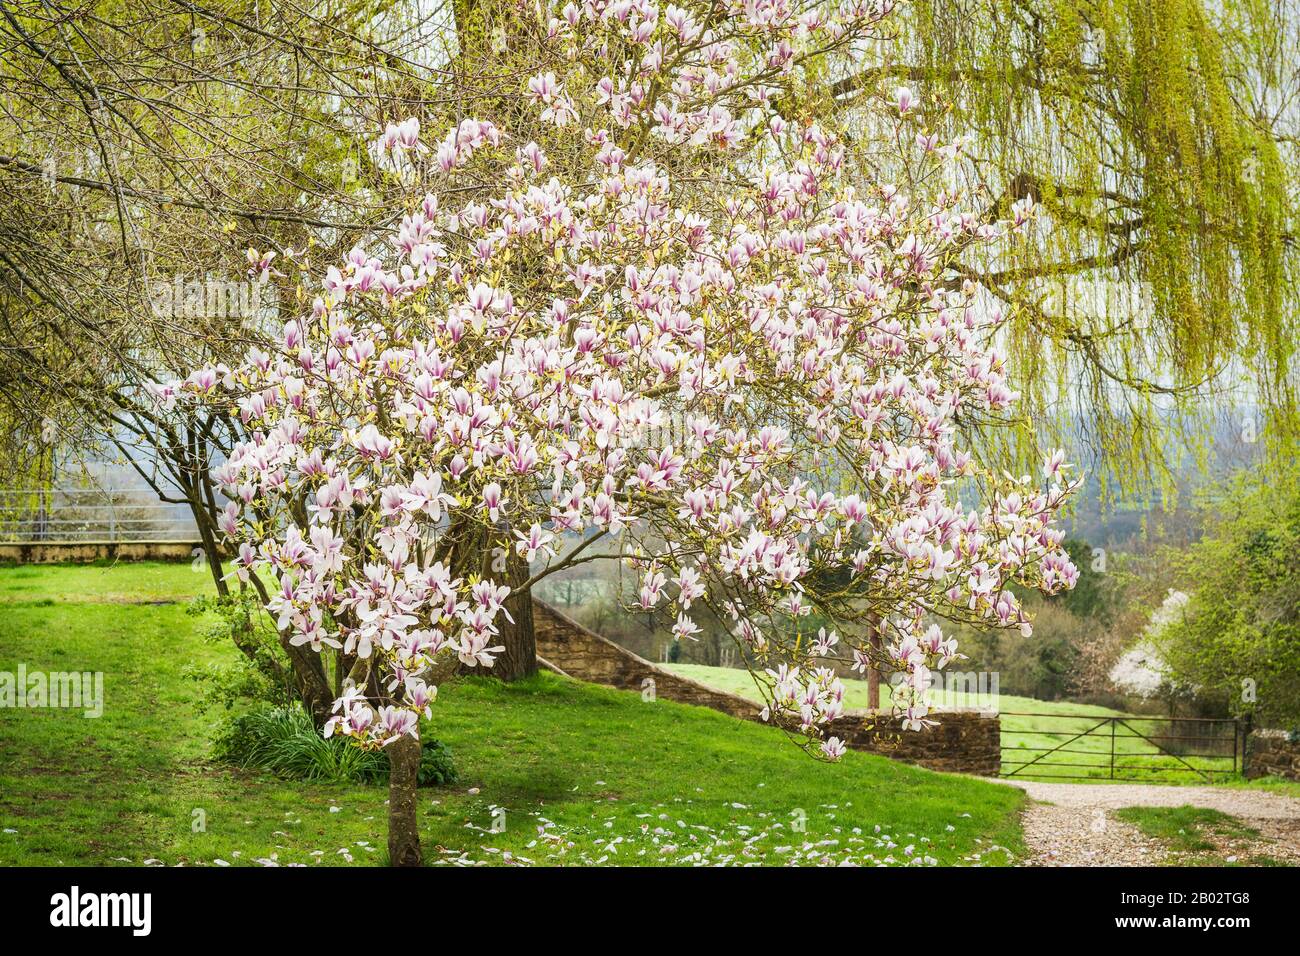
top-left (0, 561), bottom-right (1030, 866)
top-left (664, 663), bottom-right (1244, 784)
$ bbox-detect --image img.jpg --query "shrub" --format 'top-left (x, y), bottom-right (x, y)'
top-left (213, 706), bottom-right (456, 786)
top-left (1160, 467), bottom-right (1300, 727)
top-left (183, 594), bottom-right (292, 713)
top-left (415, 739), bottom-right (458, 787)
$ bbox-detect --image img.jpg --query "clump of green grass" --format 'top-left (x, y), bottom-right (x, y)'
top-left (1114, 806), bottom-right (1256, 852)
top-left (1114, 805), bottom-right (1273, 864)
top-left (213, 706), bottom-right (457, 786)
top-left (1215, 775), bottom-right (1300, 798)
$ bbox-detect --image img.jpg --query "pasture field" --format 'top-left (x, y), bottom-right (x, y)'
top-left (664, 663), bottom-right (1242, 784)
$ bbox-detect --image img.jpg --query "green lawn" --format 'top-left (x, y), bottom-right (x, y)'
top-left (0, 561), bottom-right (1028, 866)
top-left (665, 663), bottom-right (1244, 784)
top-left (665, 661), bottom-right (1094, 715)
top-left (0, 559), bottom-right (210, 604)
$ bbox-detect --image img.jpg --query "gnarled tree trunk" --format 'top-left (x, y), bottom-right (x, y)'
top-left (493, 549), bottom-right (537, 682)
top-left (449, 517), bottom-right (539, 683)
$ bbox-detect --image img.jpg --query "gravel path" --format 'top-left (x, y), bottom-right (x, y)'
top-left (1005, 781), bottom-right (1300, 818)
top-left (1019, 804), bottom-right (1167, 866)
top-left (995, 781), bottom-right (1300, 866)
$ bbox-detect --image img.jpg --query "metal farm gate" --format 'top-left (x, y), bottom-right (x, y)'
top-left (999, 711), bottom-right (1246, 783)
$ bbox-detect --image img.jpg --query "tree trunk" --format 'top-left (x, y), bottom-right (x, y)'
top-left (866, 613), bottom-right (882, 711)
top-left (282, 638), bottom-right (337, 729)
top-left (493, 549), bottom-right (537, 682)
top-left (387, 735), bottom-right (423, 867)
top-left (455, 519), bottom-right (539, 684)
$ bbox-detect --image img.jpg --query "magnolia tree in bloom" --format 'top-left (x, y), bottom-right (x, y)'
top-left (163, 0), bottom-right (1079, 864)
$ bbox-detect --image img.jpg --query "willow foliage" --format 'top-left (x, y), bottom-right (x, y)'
top-left (824, 0), bottom-right (1297, 500)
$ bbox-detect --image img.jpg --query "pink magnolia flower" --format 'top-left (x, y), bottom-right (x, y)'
top-left (515, 523), bottom-right (555, 562)
top-left (482, 483), bottom-right (503, 522)
top-left (672, 613), bottom-right (701, 642)
top-left (402, 471), bottom-right (455, 520)
top-left (378, 705), bottom-right (419, 742)
top-left (821, 736), bottom-right (846, 760)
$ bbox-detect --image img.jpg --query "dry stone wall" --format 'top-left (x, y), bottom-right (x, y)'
top-left (533, 600), bottom-right (1001, 776)
top-left (1247, 730), bottom-right (1300, 781)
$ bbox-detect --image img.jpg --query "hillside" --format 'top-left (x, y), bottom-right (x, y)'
top-left (0, 561), bottom-right (1027, 866)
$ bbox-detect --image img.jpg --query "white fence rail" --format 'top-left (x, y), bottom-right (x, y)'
top-left (0, 489), bottom-right (199, 543)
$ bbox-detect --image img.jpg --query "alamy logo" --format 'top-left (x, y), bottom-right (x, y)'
top-left (150, 276), bottom-right (264, 319)
top-left (891, 670), bottom-right (1001, 711)
top-left (0, 665), bottom-right (103, 717)
top-left (49, 886), bottom-right (151, 936)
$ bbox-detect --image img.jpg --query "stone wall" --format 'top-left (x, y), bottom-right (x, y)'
top-left (823, 710), bottom-right (1002, 776)
top-left (533, 600), bottom-right (1002, 775)
top-left (1247, 730), bottom-right (1300, 781)
top-left (532, 600), bottom-right (762, 720)
top-left (0, 541), bottom-right (203, 563)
